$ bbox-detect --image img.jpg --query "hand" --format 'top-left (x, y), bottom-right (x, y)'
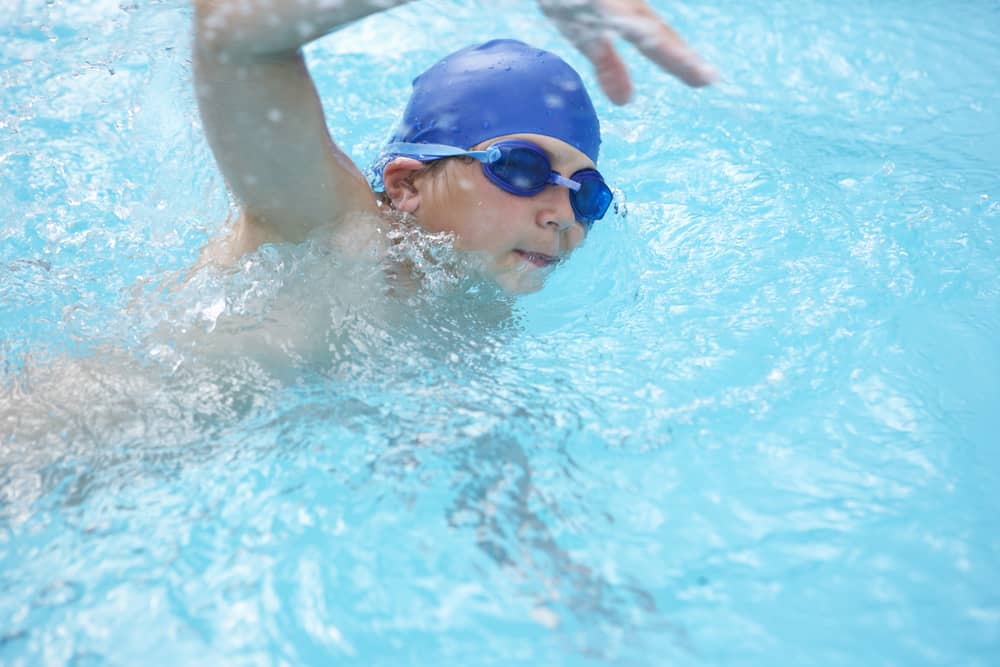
top-left (538, 0), bottom-right (717, 105)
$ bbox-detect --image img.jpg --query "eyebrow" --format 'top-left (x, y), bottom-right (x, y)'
top-left (533, 141), bottom-right (583, 169)
top-left (550, 149), bottom-right (593, 174)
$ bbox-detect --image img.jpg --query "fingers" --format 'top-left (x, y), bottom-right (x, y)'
top-left (538, 6), bottom-right (634, 105)
top-left (636, 39), bottom-right (718, 88)
top-left (539, 0), bottom-right (718, 102)
top-left (606, 5), bottom-right (718, 87)
top-left (581, 35), bottom-right (633, 105)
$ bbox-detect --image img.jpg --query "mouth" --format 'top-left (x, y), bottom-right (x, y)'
top-left (514, 249), bottom-right (560, 268)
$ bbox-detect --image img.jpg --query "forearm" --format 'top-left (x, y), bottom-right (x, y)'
top-left (193, 0), bottom-right (412, 56)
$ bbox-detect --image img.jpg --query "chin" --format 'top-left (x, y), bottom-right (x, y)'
top-left (492, 268), bottom-right (547, 295)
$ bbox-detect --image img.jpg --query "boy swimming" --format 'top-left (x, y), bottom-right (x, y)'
top-left (192, 0), bottom-right (715, 294)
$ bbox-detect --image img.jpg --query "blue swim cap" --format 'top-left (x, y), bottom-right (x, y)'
top-left (373, 39), bottom-right (601, 186)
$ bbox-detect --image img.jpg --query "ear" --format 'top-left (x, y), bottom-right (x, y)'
top-left (382, 157), bottom-right (427, 213)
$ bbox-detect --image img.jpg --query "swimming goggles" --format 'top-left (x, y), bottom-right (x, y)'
top-left (382, 139), bottom-right (613, 229)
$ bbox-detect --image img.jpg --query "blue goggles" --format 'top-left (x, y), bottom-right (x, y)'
top-left (382, 139), bottom-right (613, 229)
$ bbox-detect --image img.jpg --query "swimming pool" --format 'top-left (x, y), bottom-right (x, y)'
top-left (2, 0), bottom-right (999, 664)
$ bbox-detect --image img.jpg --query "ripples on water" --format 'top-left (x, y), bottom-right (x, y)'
top-left (2, 0), bottom-right (999, 664)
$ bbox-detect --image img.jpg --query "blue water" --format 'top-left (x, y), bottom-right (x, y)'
top-left (2, 0), bottom-right (999, 665)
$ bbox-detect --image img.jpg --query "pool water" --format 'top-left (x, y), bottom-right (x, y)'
top-left (2, 0), bottom-right (999, 665)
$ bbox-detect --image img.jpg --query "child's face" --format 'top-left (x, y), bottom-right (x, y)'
top-left (413, 133), bottom-right (593, 294)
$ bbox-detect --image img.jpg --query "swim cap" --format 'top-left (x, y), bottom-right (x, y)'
top-left (373, 39), bottom-right (601, 185)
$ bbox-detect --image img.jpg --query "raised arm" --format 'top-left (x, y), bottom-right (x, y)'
top-left (192, 0), bottom-right (410, 253)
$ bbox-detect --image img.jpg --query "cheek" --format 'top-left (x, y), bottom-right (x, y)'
top-left (453, 173), bottom-right (477, 193)
top-left (449, 185), bottom-right (524, 246)
top-left (417, 175), bottom-right (480, 235)
top-left (421, 165), bottom-right (533, 251)
top-left (470, 194), bottom-right (529, 242)
top-left (566, 224), bottom-right (586, 250)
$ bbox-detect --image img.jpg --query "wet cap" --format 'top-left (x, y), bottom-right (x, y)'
top-left (388, 39), bottom-right (601, 163)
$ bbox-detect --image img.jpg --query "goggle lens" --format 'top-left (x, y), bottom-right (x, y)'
top-left (486, 144), bottom-right (551, 194)
top-left (571, 170), bottom-right (613, 226)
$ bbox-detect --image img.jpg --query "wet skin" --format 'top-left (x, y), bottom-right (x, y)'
top-left (387, 132), bottom-right (593, 294)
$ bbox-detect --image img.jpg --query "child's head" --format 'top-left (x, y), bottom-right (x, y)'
top-left (376, 40), bottom-right (613, 293)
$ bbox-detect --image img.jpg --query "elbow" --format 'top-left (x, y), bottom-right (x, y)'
top-left (192, 0), bottom-right (299, 60)
top-left (193, 0), bottom-right (254, 56)
top-left (193, 0), bottom-right (230, 53)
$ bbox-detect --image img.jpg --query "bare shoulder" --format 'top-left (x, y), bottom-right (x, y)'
top-left (196, 207), bottom-right (391, 269)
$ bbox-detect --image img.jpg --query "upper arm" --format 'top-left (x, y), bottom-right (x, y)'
top-left (193, 20), bottom-right (379, 245)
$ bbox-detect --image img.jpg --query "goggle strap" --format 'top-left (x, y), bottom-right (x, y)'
top-left (549, 173), bottom-right (581, 192)
top-left (382, 142), bottom-right (496, 162)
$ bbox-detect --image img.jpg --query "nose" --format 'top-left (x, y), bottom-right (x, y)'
top-left (535, 184), bottom-right (579, 234)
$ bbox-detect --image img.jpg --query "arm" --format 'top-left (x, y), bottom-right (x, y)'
top-left (192, 0), bottom-right (412, 257)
